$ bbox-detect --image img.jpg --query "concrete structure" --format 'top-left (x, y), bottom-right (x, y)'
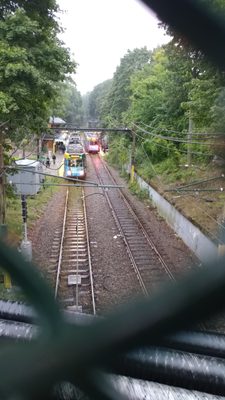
top-left (135, 173), bottom-right (218, 263)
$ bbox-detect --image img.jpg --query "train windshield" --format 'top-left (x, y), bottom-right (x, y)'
top-left (69, 159), bottom-right (83, 167)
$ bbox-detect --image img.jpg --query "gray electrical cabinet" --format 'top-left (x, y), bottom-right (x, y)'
top-left (8, 159), bottom-right (43, 196)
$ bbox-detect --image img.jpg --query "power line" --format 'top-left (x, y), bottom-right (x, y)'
top-left (134, 129), bottom-right (225, 240)
top-left (5, 166), bottom-right (124, 188)
top-left (172, 191), bottom-right (225, 242)
top-left (134, 132), bottom-right (164, 187)
top-left (135, 130), bottom-right (213, 157)
top-left (167, 175), bottom-right (225, 191)
top-left (139, 122), bottom-right (225, 138)
top-left (134, 123), bottom-right (216, 146)
top-left (8, 182), bottom-right (124, 189)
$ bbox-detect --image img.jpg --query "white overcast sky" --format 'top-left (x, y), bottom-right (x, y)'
top-left (57, 0), bottom-right (170, 95)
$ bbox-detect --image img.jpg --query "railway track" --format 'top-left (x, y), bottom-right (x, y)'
top-left (49, 187), bottom-right (95, 314)
top-left (90, 154), bottom-right (175, 296)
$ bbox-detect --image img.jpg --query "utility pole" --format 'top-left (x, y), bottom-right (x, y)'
top-left (218, 203), bottom-right (225, 257)
top-left (0, 133), bottom-right (11, 288)
top-left (22, 143), bottom-right (25, 158)
top-left (36, 137), bottom-right (40, 160)
top-left (0, 138), bottom-right (6, 229)
top-left (130, 128), bottom-right (136, 183)
top-left (187, 114), bottom-right (193, 166)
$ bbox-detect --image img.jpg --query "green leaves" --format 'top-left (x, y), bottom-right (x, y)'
top-left (105, 48), bottom-right (151, 124)
top-left (0, 6), bottom-right (76, 135)
top-left (52, 82), bottom-right (83, 125)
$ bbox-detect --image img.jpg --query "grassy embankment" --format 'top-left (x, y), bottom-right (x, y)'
top-left (0, 176), bottom-right (60, 301)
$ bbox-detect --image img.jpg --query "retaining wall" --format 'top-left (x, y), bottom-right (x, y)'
top-left (135, 173), bottom-right (218, 263)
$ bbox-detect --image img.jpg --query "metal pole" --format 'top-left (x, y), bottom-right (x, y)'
top-left (36, 137), bottom-right (40, 160)
top-left (218, 203), bottom-right (225, 257)
top-left (187, 115), bottom-right (193, 166)
top-left (24, 221), bottom-right (28, 242)
top-left (0, 141), bottom-right (6, 225)
top-left (20, 195), bottom-right (32, 261)
top-left (130, 129), bottom-right (136, 183)
top-left (76, 223), bottom-right (79, 308)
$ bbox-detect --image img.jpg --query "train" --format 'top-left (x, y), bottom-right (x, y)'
top-left (85, 132), bottom-right (100, 154)
top-left (69, 132), bottom-right (82, 145)
top-left (64, 143), bottom-right (86, 179)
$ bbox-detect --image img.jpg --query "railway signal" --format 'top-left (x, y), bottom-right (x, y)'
top-left (20, 194), bottom-right (32, 262)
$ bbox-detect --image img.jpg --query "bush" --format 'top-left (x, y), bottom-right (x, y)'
top-left (129, 180), bottom-right (149, 200)
top-left (107, 135), bottom-right (131, 170)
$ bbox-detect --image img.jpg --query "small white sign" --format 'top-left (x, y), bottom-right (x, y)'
top-left (68, 275), bottom-right (81, 285)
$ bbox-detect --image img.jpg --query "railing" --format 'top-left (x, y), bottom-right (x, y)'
top-left (1, 0), bottom-right (225, 398)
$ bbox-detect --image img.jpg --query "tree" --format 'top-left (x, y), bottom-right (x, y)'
top-left (124, 47), bottom-right (169, 126)
top-left (105, 47), bottom-right (151, 125)
top-left (53, 82), bottom-right (83, 126)
top-left (0, 7), bottom-right (76, 224)
top-left (87, 80), bottom-right (112, 126)
top-left (0, 0), bottom-right (59, 29)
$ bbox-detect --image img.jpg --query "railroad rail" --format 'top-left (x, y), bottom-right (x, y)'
top-left (50, 187), bottom-right (96, 314)
top-left (90, 154), bottom-right (175, 296)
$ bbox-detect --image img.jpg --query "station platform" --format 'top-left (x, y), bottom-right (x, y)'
top-left (43, 152), bottom-right (64, 177)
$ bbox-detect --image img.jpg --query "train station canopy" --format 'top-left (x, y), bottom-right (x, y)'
top-left (49, 116), bottom-right (66, 125)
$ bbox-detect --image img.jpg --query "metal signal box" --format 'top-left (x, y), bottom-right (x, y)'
top-left (8, 159), bottom-right (43, 196)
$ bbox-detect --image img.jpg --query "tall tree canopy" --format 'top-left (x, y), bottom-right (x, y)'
top-left (0, 0), bottom-right (76, 224)
top-left (86, 80), bottom-right (112, 126)
top-left (105, 47), bottom-right (151, 125)
top-left (53, 82), bottom-right (83, 126)
top-left (0, 0), bottom-right (59, 28)
top-left (0, 2), bottom-right (75, 138)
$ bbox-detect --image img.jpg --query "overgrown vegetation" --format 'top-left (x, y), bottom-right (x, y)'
top-left (6, 176), bottom-right (60, 244)
top-left (106, 135), bottom-right (130, 171)
top-left (129, 180), bottom-right (149, 201)
top-left (0, 0), bottom-right (77, 225)
top-left (83, 0), bottom-right (225, 188)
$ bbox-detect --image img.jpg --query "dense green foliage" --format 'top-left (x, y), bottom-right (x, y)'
top-left (0, 1), bottom-right (75, 139)
top-left (0, 0), bottom-right (76, 224)
top-left (87, 80), bottom-right (112, 126)
top-left (53, 81), bottom-right (83, 125)
top-left (85, 2), bottom-right (225, 181)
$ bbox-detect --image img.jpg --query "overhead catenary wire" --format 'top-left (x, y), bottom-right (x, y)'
top-left (168, 188), bottom-right (224, 192)
top-left (133, 131), bottom-right (225, 241)
top-left (167, 175), bottom-right (225, 191)
top-left (136, 132), bottom-right (212, 157)
top-left (175, 191), bottom-right (225, 243)
top-left (139, 121), bottom-right (225, 137)
top-left (9, 135), bottom-right (38, 158)
top-left (5, 166), bottom-right (124, 188)
top-left (134, 131), bottom-right (164, 186)
top-left (8, 182), bottom-right (125, 188)
top-left (133, 123), bottom-right (216, 146)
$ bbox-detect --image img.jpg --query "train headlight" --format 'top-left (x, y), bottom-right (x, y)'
top-left (67, 170), bottom-right (72, 176)
top-left (79, 171), bottom-right (84, 176)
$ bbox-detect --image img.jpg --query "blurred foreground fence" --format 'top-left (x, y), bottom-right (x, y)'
top-left (1, 0), bottom-right (225, 398)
